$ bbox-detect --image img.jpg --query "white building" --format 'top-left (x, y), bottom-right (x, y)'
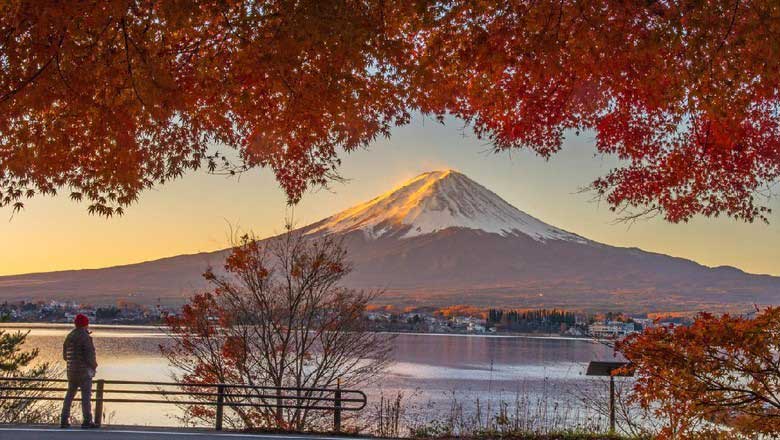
top-left (588, 321), bottom-right (637, 338)
top-left (633, 318), bottom-right (655, 329)
top-left (467, 322), bottom-right (486, 333)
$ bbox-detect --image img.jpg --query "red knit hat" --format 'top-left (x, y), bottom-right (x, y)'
top-left (74, 314), bottom-right (89, 328)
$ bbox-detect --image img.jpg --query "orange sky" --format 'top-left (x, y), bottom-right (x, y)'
top-left (3, 114), bottom-right (780, 277)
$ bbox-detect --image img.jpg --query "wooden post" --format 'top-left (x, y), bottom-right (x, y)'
top-left (215, 384), bottom-right (225, 431)
top-left (585, 361), bottom-right (631, 435)
top-left (94, 379), bottom-right (104, 427)
top-left (609, 375), bottom-right (616, 433)
top-left (276, 386), bottom-right (283, 427)
top-left (334, 379), bottom-right (342, 433)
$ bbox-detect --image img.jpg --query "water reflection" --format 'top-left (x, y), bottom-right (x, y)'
top-left (7, 325), bottom-right (619, 428)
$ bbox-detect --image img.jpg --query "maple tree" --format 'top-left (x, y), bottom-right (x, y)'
top-left (617, 308), bottom-right (780, 439)
top-left (161, 229), bottom-right (391, 430)
top-left (2, 1), bottom-right (779, 221)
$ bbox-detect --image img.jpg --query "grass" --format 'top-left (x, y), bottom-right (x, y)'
top-left (367, 386), bottom-right (652, 440)
top-left (408, 424), bottom-right (647, 439)
top-left (409, 427), bottom-right (646, 439)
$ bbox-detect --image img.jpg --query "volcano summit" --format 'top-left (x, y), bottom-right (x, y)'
top-left (1, 170), bottom-right (778, 313)
top-left (307, 170), bottom-right (585, 242)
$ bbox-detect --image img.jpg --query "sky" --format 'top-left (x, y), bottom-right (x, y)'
top-left (3, 114), bottom-right (780, 277)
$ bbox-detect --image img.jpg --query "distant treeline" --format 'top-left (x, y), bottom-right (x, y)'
top-left (487, 308), bottom-right (577, 333)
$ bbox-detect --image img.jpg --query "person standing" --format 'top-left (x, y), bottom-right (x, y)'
top-left (60, 313), bottom-right (98, 429)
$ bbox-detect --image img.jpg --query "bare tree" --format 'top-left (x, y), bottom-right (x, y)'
top-left (571, 377), bottom-right (661, 438)
top-left (161, 228), bottom-right (392, 431)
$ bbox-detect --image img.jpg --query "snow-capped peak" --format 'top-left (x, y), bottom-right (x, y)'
top-left (308, 170), bottom-right (586, 242)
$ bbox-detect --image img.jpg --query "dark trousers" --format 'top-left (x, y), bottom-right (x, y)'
top-left (60, 376), bottom-right (93, 425)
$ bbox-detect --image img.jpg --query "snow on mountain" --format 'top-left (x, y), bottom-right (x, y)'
top-left (308, 170), bottom-right (587, 242)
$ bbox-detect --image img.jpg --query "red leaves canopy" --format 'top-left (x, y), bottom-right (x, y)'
top-left (2, 1), bottom-right (779, 221)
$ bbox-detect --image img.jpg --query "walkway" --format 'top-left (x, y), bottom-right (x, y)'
top-left (0, 426), bottom-right (369, 440)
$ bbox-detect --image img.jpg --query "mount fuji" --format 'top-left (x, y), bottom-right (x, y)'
top-left (307, 170), bottom-right (587, 242)
top-left (2, 170), bottom-right (779, 313)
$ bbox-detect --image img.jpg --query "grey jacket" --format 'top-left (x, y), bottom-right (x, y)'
top-left (63, 327), bottom-right (97, 380)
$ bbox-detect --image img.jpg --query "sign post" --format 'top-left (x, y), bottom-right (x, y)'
top-left (585, 361), bottom-right (632, 433)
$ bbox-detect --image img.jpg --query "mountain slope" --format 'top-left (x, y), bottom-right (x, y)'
top-left (307, 170), bottom-right (585, 242)
top-left (1, 170), bottom-right (778, 312)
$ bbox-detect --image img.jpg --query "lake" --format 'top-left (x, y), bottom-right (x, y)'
top-left (2, 324), bottom-right (621, 430)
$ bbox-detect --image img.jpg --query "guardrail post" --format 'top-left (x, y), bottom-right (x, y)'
top-left (215, 384), bottom-right (225, 431)
top-left (276, 386), bottom-right (283, 426)
top-left (333, 379), bottom-right (342, 433)
top-left (94, 379), bottom-right (104, 427)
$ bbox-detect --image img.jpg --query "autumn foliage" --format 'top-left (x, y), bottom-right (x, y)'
top-left (617, 308), bottom-right (780, 439)
top-left (2, 1), bottom-right (779, 221)
top-left (435, 304), bottom-right (485, 319)
top-left (161, 230), bottom-right (391, 431)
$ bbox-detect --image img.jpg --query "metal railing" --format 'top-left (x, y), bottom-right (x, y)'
top-left (0, 377), bottom-right (366, 432)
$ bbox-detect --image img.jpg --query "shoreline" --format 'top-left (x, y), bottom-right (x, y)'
top-left (0, 322), bottom-right (163, 331)
top-left (0, 322), bottom-right (606, 342)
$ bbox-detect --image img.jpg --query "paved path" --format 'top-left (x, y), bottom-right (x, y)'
top-left (0, 426), bottom-right (369, 440)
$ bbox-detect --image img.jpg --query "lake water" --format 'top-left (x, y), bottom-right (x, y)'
top-left (4, 324), bottom-right (621, 430)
